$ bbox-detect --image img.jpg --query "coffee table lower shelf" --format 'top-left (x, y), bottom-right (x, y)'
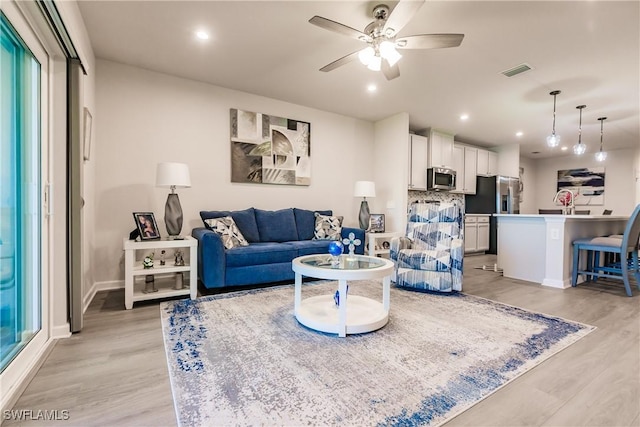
top-left (295, 294), bottom-right (389, 335)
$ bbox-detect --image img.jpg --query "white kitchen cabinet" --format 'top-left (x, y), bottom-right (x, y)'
top-left (477, 222), bottom-right (490, 251)
top-left (408, 134), bottom-right (428, 190)
top-left (427, 129), bottom-right (454, 168)
top-left (463, 146), bottom-right (478, 194)
top-left (477, 149), bottom-right (498, 176)
top-left (452, 143), bottom-right (477, 194)
top-left (488, 151), bottom-right (498, 176)
top-left (464, 216), bottom-right (478, 253)
top-left (464, 215), bottom-right (490, 253)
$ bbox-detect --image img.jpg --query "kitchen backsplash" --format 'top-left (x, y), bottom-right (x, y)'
top-left (408, 190), bottom-right (465, 210)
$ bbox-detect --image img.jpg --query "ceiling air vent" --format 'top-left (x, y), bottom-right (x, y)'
top-left (501, 63), bottom-right (533, 77)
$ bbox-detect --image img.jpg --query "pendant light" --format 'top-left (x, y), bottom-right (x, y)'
top-left (595, 117), bottom-right (607, 162)
top-left (573, 105), bottom-right (587, 155)
top-left (546, 90), bottom-right (561, 148)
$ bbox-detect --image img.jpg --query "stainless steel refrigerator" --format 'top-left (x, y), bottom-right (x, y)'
top-left (465, 175), bottom-right (521, 254)
top-left (496, 176), bottom-right (521, 214)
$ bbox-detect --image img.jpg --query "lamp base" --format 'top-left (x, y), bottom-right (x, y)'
top-left (165, 193), bottom-right (183, 237)
top-left (358, 200), bottom-right (370, 230)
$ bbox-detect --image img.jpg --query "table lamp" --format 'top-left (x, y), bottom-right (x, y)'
top-left (156, 162), bottom-right (191, 239)
top-left (354, 181), bottom-right (376, 230)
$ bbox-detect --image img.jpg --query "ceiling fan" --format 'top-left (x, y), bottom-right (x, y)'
top-left (309, 0), bottom-right (464, 80)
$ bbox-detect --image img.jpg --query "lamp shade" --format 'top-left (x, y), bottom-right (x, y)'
top-left (354, 181), bottom-right (376, 198)
top-left (156, 162), bottom-right (191, 188)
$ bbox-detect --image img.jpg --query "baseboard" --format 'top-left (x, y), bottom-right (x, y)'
top-left (83, 280), bottom-right (124, 313)
top-left (50, 323), bottom-right (71, 339)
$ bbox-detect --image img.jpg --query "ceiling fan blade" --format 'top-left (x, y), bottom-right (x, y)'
top-left (309, 16), bottom-right (372, 42)
top-left (396, 34), bottom-right (465, 49)
top-left (383, 0), bottom-right (426, 37)
top-left (381, 58), bottom-right (400, 81)
top-left (319, 50), bottom-right (362, 72)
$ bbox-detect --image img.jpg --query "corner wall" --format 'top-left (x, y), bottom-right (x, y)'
top-left (93, 60), bottom-right (374, 285)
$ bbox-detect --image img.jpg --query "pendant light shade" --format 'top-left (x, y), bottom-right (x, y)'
top-left (573, 105), bottom-right (587, 155)
top-left (595, 116), bottom-right (608, 162)
top-left (546, 90), bottom-right (561, 148)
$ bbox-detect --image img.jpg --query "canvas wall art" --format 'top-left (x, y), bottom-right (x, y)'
top-left (230, 109), bottom-right (311, 186)
top-left (557, 167), bottom-right (605, 205)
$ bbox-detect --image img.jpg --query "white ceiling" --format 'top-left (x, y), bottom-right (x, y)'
top-left (77, 1), bottom-right (639, 159)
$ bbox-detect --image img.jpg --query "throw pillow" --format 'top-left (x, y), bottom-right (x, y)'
top-left (204, 216), bottom-right (250, 249)
top-left (313, 213), bottom-right (343, 241)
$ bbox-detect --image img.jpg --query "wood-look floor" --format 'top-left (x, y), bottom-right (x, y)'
top-left (6, 254), bottom-right (640, 426)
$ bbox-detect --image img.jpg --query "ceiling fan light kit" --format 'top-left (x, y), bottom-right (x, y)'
top-left (309, 0), bottom-right (464, 81)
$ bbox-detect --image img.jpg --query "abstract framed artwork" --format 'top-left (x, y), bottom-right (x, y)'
top-left (557, 167), bottom-right (605, 205)
top-left (230, 108), bottom-right (310, 186)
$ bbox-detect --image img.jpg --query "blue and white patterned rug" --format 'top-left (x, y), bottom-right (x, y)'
top-left (160, 281), bottom-right (594, 426)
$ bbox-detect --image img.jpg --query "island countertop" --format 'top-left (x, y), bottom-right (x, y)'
top-left (494, 214), bottom-right (627, 288)
top-left (494, 213), bottom-right (628, 220)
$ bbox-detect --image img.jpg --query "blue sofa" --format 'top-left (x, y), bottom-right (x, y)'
top-left (192, 207), bottom-right (365, 289)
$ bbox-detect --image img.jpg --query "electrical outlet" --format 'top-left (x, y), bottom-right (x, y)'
top-left (551, 229), bottom-right (559, 240)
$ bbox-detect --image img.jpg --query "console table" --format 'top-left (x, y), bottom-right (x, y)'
top-left (123, 236), bottom-right (197, 309)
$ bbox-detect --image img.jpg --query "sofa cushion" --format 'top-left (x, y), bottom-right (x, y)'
top-left (255, 208), bottom-right (298, 242)
top-left (293, 208), bottom-right (333, 240)
top-left (284, 240), bottom-right (333, 257)
top-left (313, 213), bottom-right (343, 241)
top-left (200, 208), bottom-right (260, 243)
top-left (204, 216), bottom-right (249, 249)
top-left (225, 242), bottom-right (298, 268)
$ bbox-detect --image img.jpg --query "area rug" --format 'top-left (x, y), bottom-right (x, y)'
top-left (160, 281), bottom-right (594, 427)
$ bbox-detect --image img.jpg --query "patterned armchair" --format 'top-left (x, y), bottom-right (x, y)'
top-left (390, 201), bottom-right (463, 293)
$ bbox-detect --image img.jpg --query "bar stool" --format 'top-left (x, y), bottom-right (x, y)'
top-left (571, 204), bottom-right (640, 296)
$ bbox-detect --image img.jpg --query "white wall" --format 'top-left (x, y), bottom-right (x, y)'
top-left (533, 148), bottom-right (637, 215)
top-left (93, 60), bottom-right (374, 284)
top-left (372, 113), bottom-right (410, 234)
top-left (518, 156), bottom-right (538, 214)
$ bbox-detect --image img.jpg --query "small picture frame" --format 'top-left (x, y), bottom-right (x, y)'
top-left (133, 212), bottom-right (160, 240)
top-left (369, 213), bottom-right (385, 233)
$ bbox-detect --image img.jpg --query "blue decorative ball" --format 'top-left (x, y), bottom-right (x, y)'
top-left (328, 241), bottom-right (344, 257)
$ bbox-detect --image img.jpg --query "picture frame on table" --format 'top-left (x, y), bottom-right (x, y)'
top-left (133, 212), bottom-right (161, 240)
top-left (369, 213), bottom-right (385, 233)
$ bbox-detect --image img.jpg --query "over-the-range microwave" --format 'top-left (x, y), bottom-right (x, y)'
top-left (427, 167), bottom-right (456, 191)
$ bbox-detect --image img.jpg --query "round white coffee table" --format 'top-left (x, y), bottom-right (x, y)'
top-left (292, 254), bottom-right (394, 337)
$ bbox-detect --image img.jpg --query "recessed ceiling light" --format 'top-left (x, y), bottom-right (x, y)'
top-left (367, 84), bottom-right (377, 93)
top-left (460, 114), bottom-right (469, 121)
top-left (561, 146), bottom-right (568, 151)
top-left (516, 131), bottom-right (523, 137)
top-left (195, 30), bottom-right (210, 40)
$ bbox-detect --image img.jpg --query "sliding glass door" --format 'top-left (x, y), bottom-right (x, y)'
top-left (0, 12), bottom-right (42, 373)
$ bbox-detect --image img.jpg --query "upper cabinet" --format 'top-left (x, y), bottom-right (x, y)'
top-left (426, 129), bottom-right (454, 169)
top-left (452, 143), bottom-right (478, 194)
top-left (477, 149), bottom-right (498, 176)
top-left (408, 134), bottom-right (428, 190)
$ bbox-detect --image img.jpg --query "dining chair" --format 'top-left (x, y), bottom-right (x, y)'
top-left (571, 204), bottom-right (640, 296)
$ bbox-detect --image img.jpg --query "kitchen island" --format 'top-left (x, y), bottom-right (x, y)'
top-left (495, 214), bottom-right (627, 288)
